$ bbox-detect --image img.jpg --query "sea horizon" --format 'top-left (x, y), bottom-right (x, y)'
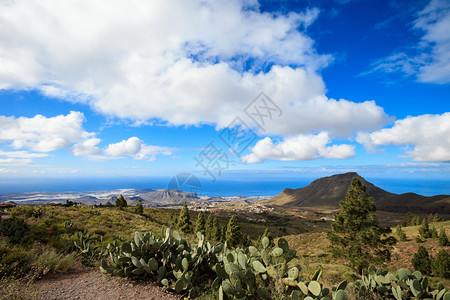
top-left (0, 176), bottom-right (449, 198)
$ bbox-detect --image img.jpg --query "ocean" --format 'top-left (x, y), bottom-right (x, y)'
top-left (0, 176), bottom-right (448, 197)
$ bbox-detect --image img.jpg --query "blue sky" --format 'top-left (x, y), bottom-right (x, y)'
top-left (0, 0), bottom-right (449, 190)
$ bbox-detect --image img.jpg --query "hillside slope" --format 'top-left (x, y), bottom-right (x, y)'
top-left (265, 172), bottom-right (450, 213)
top-left (265, 172), bottom-right (394, 208)
top-left (377, 193), bottom-right (450, 214)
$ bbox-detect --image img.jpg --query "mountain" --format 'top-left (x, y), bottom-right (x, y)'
top-left (138, 189), bottom-right (199, 206)
top-left (0, 188), bottom-right (200, 207)
top-left (264, 172), bottom-right (450, 213)
top-left (265, 172), bottom-right (394, 208)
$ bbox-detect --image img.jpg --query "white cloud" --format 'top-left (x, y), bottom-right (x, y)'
top-left (73, 137), bottom-right (174, 161)
top-left (0, 158), bottom-right (33, 165)
top-left (0, 111), bottom-right (92, 152)
top-left (0, 112), bottom-right (172, 162)
top-left (105, 137), bottom-right (143, 157)
top-left (105, 137), bottom-right (173, 161)
top-left (414, 0), bottom-right (450, 83)
top-left (0, 150), bottom-right (48, 158)
top-left (365, 0), bottom-right (450, 84)
top-left (0, 0), bottom-right (389, 137)
top-left (71, 138), bottom-right (103, 157)
top-left (242, 132), bottom-right (355, 163)
top-left (357, 113), bottom-right (450, 161)
top-left (0, 168), bottom-right (16, 174)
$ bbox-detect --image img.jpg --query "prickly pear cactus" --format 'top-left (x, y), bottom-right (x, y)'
top-left (354, 265), bottom-right (450, 300)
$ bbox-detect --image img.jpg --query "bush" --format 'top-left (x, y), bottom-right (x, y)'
top-left (115, 195), bottom-right (127, 208)
top-left (395, 225), bottom-right (407, 241)
top-left (432, 250), bottom-right (450, 279)
top-left (415, 235), bottom-right (424, 243)
top-left (135, 199), bottom-right (144, 215)
top-left (31, 248), bottom-right (76, 278)
top-left (412, 246), bottom-right (431, 275)
top-left (194, 212), bottom-right (206, 236)
top-left (438, 228), bottom-right (449, 246)
top-left (419, 218), bottom-right (432, 238)
top-left (177, 202), bottom-right (192, 234)
top-left (225, 216), bottom-right (242, 248)
top-left (0, 239), bottom-right (31, 278)
top-left (0, 218), bottom-right (31, 244)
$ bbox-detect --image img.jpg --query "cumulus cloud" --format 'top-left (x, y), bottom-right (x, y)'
top-left (0, 0), bottom-right (389, 137)
top-left (72, 137), bottom-right (173, 161)
top-left (356, 113), bottom-right (450, 161)
top-left (105, 137), bottom-right (143, 157)
top-left (365, 0), bottom-right (450, 84)
top-left (242, 132), bottom-right (355, 163)
top-left (0, 112), bottom-right (172, 162)
top-left (0, 111), bottom-right (92, 152)
top-left (103, 137), bottom-right (173, 161)
top-left (71, 138), bottom-right (103, 157)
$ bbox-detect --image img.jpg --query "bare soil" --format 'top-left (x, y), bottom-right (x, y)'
top-left (24, 267), bottom-right (179, 300)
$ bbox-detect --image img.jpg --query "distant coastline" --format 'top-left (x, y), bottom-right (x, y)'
top-left (0, 176), bottom-right (449, 197)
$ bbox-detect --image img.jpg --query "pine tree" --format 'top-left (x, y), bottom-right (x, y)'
top-left (327, 177), bottom-right (396, 273)
top-left (403, 212), bottom-right (414, 226)
top-left (221, 225), bottom-right (227, 242)
top-left (177, 202), bottom-right (192, 234)
top-left (430, 226), bottom-right (438, 239)
top-left (226, 216), bottom-right (242, 248)
top-left (135, 198), bottom-right (143, 215)
top-left (194, 212), bottom-right (206, 236)
top-left (431, 250), bottom-right (450, 279)
top-left (432, 213), bottom-right (442, 222)
top-left (171, 216), bottom-right (178, 229)
top-left (412, 246), bottom-right (431, 275)
top-left (212, 217), bottom-right (221, 241)
top-left (419, 218), bottom-right (432, 238)
top-left (438, 228), bottom-right (449, 246)
top-left (395, 225), bottom-right (407, 241)
top-left (412, 216), bottom-right (422, 226)
top-left (206, 214), bottom-right (214, 239)
top-left (427, 213), bottom-right (435, 224)
top-left (115, 194), bottom-right (127, 209)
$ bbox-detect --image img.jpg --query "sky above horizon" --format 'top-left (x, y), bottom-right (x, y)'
top-left (0, 0), bottom-right (449, 187)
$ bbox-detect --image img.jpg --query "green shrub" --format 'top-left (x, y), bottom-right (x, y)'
top-left (115, 195), bottom-right (128, 208)
top-left (225, 216), bottom-right (242, 248)
top-left (0, 218), bottom-right (31, 244)
top-left (0, 240), bottom-right (31, 278)
top-left (135, 199), bottom-right (143, 215)
top-left (438, 228), bottom-right (449, 246)
top-left (395, 225), bottom-right (407, 241)
top-left (177, 202), bottom-right (192, 234)
top-left (412, 246), bottom-right (431, 275)
top-left (419, 218), bottom-right (432, 238)
top-left (31, 248), bottom-right (76, 278)
top-left (432, 250), bottom-right (450, 279)
top-left (194, 212), bottom-right (206, 236)
top-left (414, 235), bottom-right (424, 243)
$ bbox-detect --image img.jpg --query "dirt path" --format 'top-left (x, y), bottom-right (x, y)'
top-left (26, 268), bottom-right (179, 300)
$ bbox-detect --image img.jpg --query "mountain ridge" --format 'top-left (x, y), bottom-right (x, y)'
top-left (264, 172), bottom-right (450, 213)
